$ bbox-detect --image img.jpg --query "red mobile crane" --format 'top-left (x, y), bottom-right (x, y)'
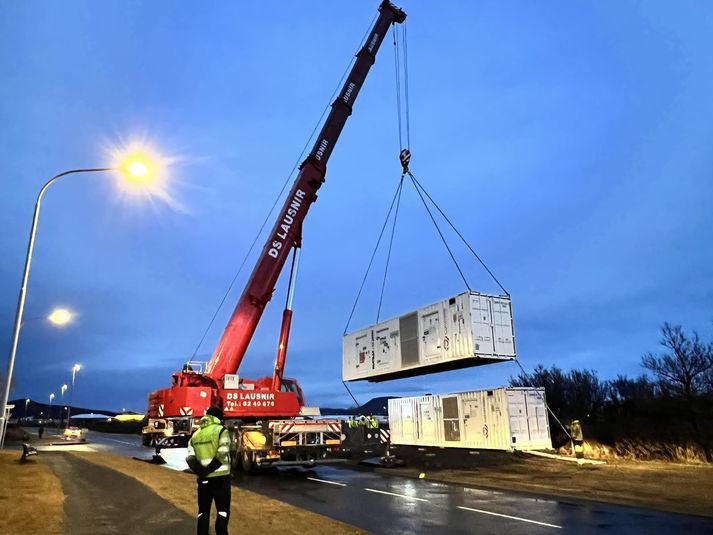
top-left (143, 1), bottom-right (407, 470)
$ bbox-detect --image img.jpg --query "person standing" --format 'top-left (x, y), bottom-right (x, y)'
top-left (186, 406), bottom-right (231, 535)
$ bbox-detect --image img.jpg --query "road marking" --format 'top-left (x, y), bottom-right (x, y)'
top-left (365, 488), bottom-right (427, 502)
top-left (457, 506), bottom-right (562, 529)
top-left (306, 477), bottom-right (347, 487)
top-left (103, 437), bottom-right (138, 446)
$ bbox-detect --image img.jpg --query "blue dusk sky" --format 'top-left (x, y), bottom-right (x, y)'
top-left (1, 1), bottom-right (711, 411)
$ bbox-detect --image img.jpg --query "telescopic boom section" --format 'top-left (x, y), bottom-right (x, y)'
top-left (206, 1), bottom-right (406, 380)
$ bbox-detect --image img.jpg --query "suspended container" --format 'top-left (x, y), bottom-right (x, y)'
top-left (388, 387), bottom-right (551, 451)
top-left (342, 291), bottom-right (516, 382)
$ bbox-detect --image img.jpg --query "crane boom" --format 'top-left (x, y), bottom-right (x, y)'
top-left (206, 1), bottom-right (406, 380)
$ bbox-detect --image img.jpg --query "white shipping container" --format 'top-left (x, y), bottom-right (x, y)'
top-left (388, 387), bottom-right (551, 451)
top-left (343, 291), bottom-right (516, 382)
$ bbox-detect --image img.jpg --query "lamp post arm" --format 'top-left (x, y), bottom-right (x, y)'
top-left (0, 167), bottom-right (114, 448)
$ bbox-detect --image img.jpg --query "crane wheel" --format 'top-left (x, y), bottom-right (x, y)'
top-left (241, 450), bottom-right (254, 473)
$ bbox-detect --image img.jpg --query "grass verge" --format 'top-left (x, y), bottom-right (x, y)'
top-left (71, 451), bottom-right (367, 534)
top-left (0, 451), bottom-right (64, 534)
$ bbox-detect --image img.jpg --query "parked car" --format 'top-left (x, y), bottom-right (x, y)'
top-left (63, 426), bottom-right (87, 441)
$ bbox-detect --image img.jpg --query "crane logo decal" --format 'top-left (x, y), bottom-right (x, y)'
top-left (367, 33), bottom-right (379, 54)
top-left (268, 189), bottom-right (307, 259)
top-left (225, 391), bottom-right (276, 410)
top-left (315, 139), bottom-right (329, 161)
top-left (342, 82), bottom-right (356, 105)
top-left (180, 407), bottom-right (193, 416)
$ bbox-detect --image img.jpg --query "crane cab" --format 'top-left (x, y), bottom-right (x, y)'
top-left (280, 378), bottom-right (304, 406)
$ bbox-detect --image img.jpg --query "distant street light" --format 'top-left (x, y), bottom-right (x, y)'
top-left (48, 308), bottom-right (73, 327)
top-left (49, 393), bottom-right (55, 422)
top-left (0, 154), bottom-right (160, 448)
top-left (65, 363), bottom-right (82, 427)
top-left (61, 384), bottom-right (68, 397)
top-left (25, 398), bottom-right (30, 416)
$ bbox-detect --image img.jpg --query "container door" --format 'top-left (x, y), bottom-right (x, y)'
top-left (374, 324), bottom-right (395, 373)
top-left (441, 396), bottom-right (461, 442)
top-left (525, 390), bottom-right (550, 445)
top-left (492, 297), bottom-right (515, 357)
top-left (388, 401), bottom-right (402, 442)
top-left (506, 390), bottom-right (528, 447)
top-left (417, 402), bottom-right (436, 443)
top-left (444, 295), bottom-right (469, 361)
top-left (462, 399), bottom-right (485, 445)
top-left (400, 402), bottom-right (415, 442)
top-left (420, 310), bottom-right (442, 362)
top-left (470, 294), bottom-right (494, 356)
top-left (354, 333), bottom-right (372, 373)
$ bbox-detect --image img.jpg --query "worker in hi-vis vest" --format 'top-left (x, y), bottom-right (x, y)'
top-left (186, 406), bottom-right (231, 535)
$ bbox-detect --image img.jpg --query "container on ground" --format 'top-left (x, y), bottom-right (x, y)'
top-left (388, 387), bottom-right (551, 451)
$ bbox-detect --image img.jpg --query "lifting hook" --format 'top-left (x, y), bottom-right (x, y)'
top-left (399, 148), bottom-right (411, 174)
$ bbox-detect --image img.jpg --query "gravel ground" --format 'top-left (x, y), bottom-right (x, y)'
top-left (0, 451), bottom-right (64, 534)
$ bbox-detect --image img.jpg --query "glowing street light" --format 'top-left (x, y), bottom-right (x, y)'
top-left (61, 384), bottom-right (68, 397)
top-left (49, 393), bottom-right (55, 422)
top-left (121, 155), bottom-right (156, 183)
top-left (25, 398), bottom-right (30, 416)
top-left (48, 308), bottom-right (73, 327)
top-left (0, 145), bottom-right (167, 448)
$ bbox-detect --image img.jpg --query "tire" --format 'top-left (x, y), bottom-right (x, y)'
top-left (141, 434), bottom-right (152, 447)
top-left (241, 450), bottom-right (254, 473)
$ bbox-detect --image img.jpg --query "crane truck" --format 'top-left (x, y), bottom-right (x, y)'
top-left (143, 1), bottom-right (407, 471)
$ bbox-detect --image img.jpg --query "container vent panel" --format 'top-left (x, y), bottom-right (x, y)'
top-left (399, 313), bottom-right (419, 365)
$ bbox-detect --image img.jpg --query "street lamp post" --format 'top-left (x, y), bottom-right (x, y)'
top-left (65, 363), bottom-right (81, 427)
top-left (25, 398), bottom-right (30, 417)
top-left (49, 392), bottom-right (55, 425)
top-left (60, 383), bottom-right (68, 426)
top-left (0, 155), bottom-right (158, 449)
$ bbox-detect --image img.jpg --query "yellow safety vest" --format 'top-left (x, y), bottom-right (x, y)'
top-left (188, 415), bottom-right (230, 478)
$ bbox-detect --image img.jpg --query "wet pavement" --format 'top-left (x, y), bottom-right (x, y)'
top-left (54, 430), bottom-right (713, 534)
top-left (233, 463), bottom-right (713, 535)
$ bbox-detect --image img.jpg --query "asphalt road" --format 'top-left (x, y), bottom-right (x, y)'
top-left (234, 464), bottom-right (713, 535)
top-left (42, 451), bottom-right (193, 534)
top-left (58, 431), bottom-right (713, 534)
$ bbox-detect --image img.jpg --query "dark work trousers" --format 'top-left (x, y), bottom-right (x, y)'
top-left (197, 476), bottom-right (231, 535)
